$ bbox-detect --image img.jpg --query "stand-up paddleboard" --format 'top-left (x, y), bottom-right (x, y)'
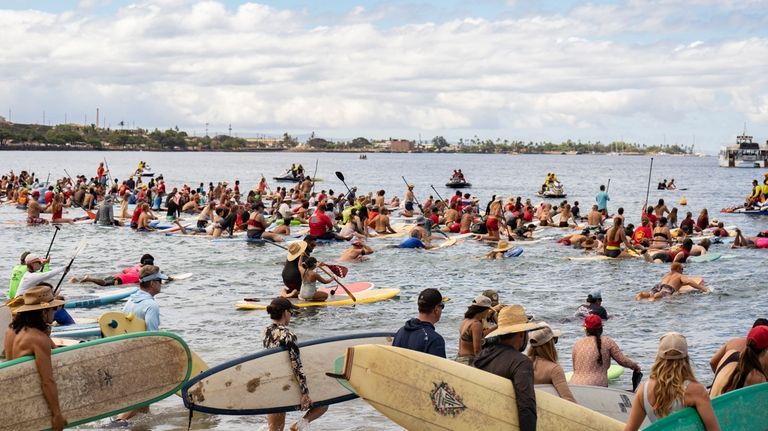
top-left (64, 287), bottom-right (138, 309)
top-left (565, 364), bottom-right (624, 383)
top-left (644, 382), bottom-right (768, 430)
top-left (637, 277), bottom-right (708, 301)
top-left (183, 333), bottom-right (394, 415)
top-left (96, 311), bottom-right (208, 397)
top-left (239, 282), bottom-right (375, 305)
top-left (333, 344), bottom-right (624, 431)
top-left (687, 253), bottom-right (722, 263)
top-left (0, 332), bottom-right (191, 430)
top-left (235, 288), bottom-right (400, 310)
top-left (536, 384), bottom-right (647, 425)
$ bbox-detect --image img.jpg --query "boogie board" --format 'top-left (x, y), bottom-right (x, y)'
top-left (536, 384), bottom-right (647, 425)
top-left (64, 287), bottom-right (138, 309)
top-left (97, 311), bottom-right (208, 397)
top-left (333, 344), bottom-right (624, 431)
top-left (0, 332), bottom-right (191, 430)
top-left (504, 247), bottom-right (524, 258)
top-left (182, 332), bottom-right (394, 415)
top-left (236, 288), bottom-right (400, 310)
top-left (565, 364), bottom-right (624, 383)
top-left (644, 382), bottom-right (768, 430)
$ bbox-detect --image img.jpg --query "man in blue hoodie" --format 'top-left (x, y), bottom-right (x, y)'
top-left (121, 264), bottom-right (167, 331)
top-left (392, 288), bottom-right (446, 358)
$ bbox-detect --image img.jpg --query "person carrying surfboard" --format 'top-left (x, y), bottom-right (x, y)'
top-left (4, 284), bottom-right (68, 431)
top-left (392, 288), bottom-right (446, 358)
top-left (474, 304), bottom-right (544, 431)
top-left (624, 332), bottom-right (720, 431)
top-left (263, 297), bottom-right (328, 431)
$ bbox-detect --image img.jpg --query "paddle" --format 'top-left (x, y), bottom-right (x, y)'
top-left (260, 173), bottom-right (274, 195)
top-left (103, 157), bottom-right (113, 186)
top-left (45, 225), bottom-right (61, 259)
top-left (643, 158), bottom-right (654, 211)
top-left (310, 159), bottom-right (319, 195)
top-left (319, 265), bottom-right (357, 301)
top-left (262, 240), bottom-right (349, 278)
top-left (53, 239), bottom-right (87, 296)
top-left (63, 169), bottom-right (96, 219)
top-left (430, 185), bottom-right (447, 204)
top-left (335, 171), bottom-right (353, 194)
top-left (606, 179), bottom-right (611, 193)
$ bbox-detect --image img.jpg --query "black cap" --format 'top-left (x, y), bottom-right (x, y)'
top-left (268, 297), bottom-right (298, 313)
top-left (417, 288), bottom-right (443, 308)
top-left (140, 254), bottom-right (155, 265)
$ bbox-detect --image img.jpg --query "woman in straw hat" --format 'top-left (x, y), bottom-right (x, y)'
top-left (571, 314), bottom-right (641, 386)
top-left (484, 240), bottom-right (513, 259)
top-left (474, 304), bottom-right (543, 431)
top-left (527, 324), bottom-right (575, 403)
top-left (625, 332), bottom-right (719, 430)
top-left (4, 284), bottom-right (67, 431)
top-left (455, 296), bottom-right (495, 365)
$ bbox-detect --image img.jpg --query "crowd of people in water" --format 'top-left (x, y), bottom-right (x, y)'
top-left (2, 162), bottom-right (768, 430)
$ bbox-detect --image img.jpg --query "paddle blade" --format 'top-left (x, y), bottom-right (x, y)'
top-left (326, 264), bottom-right (348, 278)
top-left (335, 171), bottom-right (345, 182)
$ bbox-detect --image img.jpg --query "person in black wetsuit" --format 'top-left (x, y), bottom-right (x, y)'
top-left (281, 236), bottom-right (316, 298)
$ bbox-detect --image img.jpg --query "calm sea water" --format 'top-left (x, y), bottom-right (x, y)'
top-left (1, 151), bottom-right (766, 430)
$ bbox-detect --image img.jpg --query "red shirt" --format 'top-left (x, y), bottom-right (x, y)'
top-left (632, 225), bottom-right (652, 244)
top-left (450, 195), bottom-right (462, 212)
top-left (645, 212), bottom-right (657, 228)
top-left (309, 209), bottom-right (333, 236)
top-left (44, 191), bottom-right (54, 204)
top-left (97, 166), bottom-right (105, 178)
top-left (430, 213), bottom-right (439, 225)
top-left (130, 207), bottom-right (143, 225)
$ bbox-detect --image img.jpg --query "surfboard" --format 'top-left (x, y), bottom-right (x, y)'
top-left (644, 382), bottom-right (768, 430)
top-left (0, 332), bottom-right (191, 430)
top-left (51, 322), bottom-right (103, 339)
top-left (240, 282), bottom-right (375, 304)
top-left (687, 253), bottom-right (722, 263)
top-left (333, 344), bottom-right (624, 431)
top-left (64, 287), bottom-right (138, 309)
top-left (637, 277), bottom-right (708, 300)
top-left (565, 364), bottom-right (624, 383)
top-left (182, 332), bottom-right (394, 415)
top-left (235, 288), bottom-right (401, 310)
top-left (169, 272), bottom-right (193, 281)
top-left (0, 306), bottom-right (12, 357)
top-left (504, 247), bottom-right (524, 258)
top-left (96, 311), bottom-right (209, 397)
top-left (536, 384), bottom-right (648, 425)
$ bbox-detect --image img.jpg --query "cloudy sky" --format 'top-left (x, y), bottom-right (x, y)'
top-left (1, 0), bottom-right (767, 151)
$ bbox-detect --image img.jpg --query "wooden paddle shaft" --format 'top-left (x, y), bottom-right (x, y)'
top-left (320, 266), bottom-right (357, 301)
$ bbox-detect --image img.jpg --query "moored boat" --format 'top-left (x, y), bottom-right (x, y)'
top-left (719, 134), bottom-right (768, 168)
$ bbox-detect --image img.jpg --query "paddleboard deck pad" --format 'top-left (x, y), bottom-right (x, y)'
top-left (236, 288), bottom-right (400, 310)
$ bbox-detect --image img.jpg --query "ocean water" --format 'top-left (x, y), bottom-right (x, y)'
top-left (1, 151), bottom-right (766, 430)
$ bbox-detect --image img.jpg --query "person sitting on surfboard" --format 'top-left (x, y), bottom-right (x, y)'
top-left (474, 304), bottom-right (544, 431)
top-left (264, 297), bottom-right (328, 430)
top-left (392, 288), bottom-right (446, 358)
top-left (4, 284), bottom-right (68, 431)
top-left (282, 238), bottom-right (315, 298)
top-left (624, 332), bottom-right (719, 431)
top-left (297, 257), bottom-right (332, 302)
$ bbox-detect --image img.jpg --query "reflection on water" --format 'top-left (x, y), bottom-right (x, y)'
top-left (1, 151), bottom-right (765, 430)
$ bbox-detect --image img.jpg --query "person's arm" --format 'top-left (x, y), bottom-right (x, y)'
top-left (362, 244), bottom-right (374, 254)
top-left (608, 338), bottom-right (641, 371)
top-left (18, 266), bottom-right (67, 296)
top-left (313, 270), bottom-right (333, 285)
top-left (680, 276), bottom-right (708, 292)
top-left (470, 321), bottom-right (483, 355)
top-left (427, 335), bottom-right (446, 358)
top-left (284, 332), bottom-right (310, 406)
top-left (687, 382), bottom-right (721, 431)
top-left (511, 359), bottom-right (537, 431)
top-left (551, 364), bottom-right (576, 403)
top-left (144, 304), bottom-right (160, 331)
top-left (623, 383), bottom-right (647, 431)
top-left (33, 339), bottom-right (67, 431)
top-left (709, 343), bottom-right (728, 373)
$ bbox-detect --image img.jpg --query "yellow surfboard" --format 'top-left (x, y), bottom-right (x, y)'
top-left (97, 311), bottom-right (209, 396)
top-left (235, 288), bottom-right (401, 310)
top-left (333, 344), bottom-right (624, 431)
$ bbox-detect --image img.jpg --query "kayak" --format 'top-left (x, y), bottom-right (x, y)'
top-left (64, 287), bottom-right (138, 309)
top-left (235, 288), bottom-right (400, 310)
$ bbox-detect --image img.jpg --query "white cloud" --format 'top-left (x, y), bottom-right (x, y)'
top-left (0, 0), bottom-right (767, 150)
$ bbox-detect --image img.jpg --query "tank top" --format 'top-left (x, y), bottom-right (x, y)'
top-left (642, 380), bottom-right (689, 423)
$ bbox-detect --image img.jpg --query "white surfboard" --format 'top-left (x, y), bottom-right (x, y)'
top-left (0, 306), bottom-right (12, 357)
top-left (536, 384), bottom-right (649, 426)
top-left (182, 332), bottom-right (394, 415)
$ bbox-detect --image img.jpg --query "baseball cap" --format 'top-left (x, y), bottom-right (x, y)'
top-left (481, 289), bottom-right (499, 306)
top-left (471, 295), bottom-right (492, 309)
top-left (24, 254), bottom-right (44, 265)
top-left (415, 216), bottom-right (426, 225)
top-left (140, 254), bottom-right (155, 265)
top-left (267, 297), bottom-right (299, 314)
top-left (584, 314), bottom-right (603, 330)
top-left (587, 290), bottom-right (602, 302)
top-left (657, 332), bottom-right (688, 360)
top-left (747, 326), bottom-right (768, 350)
top-left (417, 288), bottom-right (443, 309)
top-left (529, 323), bottom-right (562, 347)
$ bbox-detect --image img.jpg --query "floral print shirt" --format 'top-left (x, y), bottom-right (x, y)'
top-left (263, 323), bottom-right (309, 396)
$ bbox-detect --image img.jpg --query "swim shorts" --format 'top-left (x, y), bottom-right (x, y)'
top-left (650, 283), bottom-right (675, 297)
top-left (27, 217), bottom-right (47, 225)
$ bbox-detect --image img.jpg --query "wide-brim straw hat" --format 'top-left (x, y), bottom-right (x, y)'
top-left (485, 304), bottom-right (544, 338)
top-left (493, 240), bottom-right (513, 253)
top-left (287, 241), bottom-right (308, 261)
top-left (12, 286), bottom-right (64, 314)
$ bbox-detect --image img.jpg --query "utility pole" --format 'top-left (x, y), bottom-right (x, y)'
top-left (228, 123), bottom-right (232, 136)
top-left (205, 122), bottom-right (209, 137)
top-left (43, 111), bottom-right (45, 125)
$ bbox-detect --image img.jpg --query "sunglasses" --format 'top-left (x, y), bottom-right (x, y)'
top-left (437, 303), bottom-right (445, 310)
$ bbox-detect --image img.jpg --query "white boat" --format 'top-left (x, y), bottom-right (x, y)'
top-left (719, 134), bottom-right (768, 168)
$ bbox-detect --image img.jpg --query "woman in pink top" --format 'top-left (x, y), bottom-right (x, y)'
top-left (571, 314), bottom-right (641, 386)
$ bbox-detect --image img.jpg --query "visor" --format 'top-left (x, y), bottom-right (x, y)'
top-left (140, 272), bottom-right (169, 283)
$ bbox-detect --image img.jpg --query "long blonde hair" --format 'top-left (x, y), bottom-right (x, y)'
top-left (527, 339), bottom-right (558, 364)
top-left (649, 357), bottom-right (697, 417)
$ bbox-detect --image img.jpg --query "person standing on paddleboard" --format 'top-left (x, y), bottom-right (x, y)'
top-left (392, 288), bottom-right (446, 358)
top-left (4, 285), bottom-right (68, 431)
top-left (625, 332), bottom-right (720, 431)
top-left (474, 304), bottom-right (543, 431)
top-left (264, 297), bottom-right (327, 431)
top-left (595, 184), bottom-right (610, 217)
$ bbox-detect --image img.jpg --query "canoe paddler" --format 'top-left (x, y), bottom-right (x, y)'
top-left (4, 285), bottom-right (68, 431)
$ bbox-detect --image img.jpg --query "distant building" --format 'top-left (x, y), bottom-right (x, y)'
top-left (388, 139), bottom-right (414, 152)
top-left (0, 116), bottom-right (8, 124)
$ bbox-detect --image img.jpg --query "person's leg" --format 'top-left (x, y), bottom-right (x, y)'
top-left (268, 413), bottom-right (286, 431)
top-left (291, 406), bottom-right (328, 430)
top-left (53, 308), bottom-right (76, 326)
top-left (313, 291), bottom-right (329, 301)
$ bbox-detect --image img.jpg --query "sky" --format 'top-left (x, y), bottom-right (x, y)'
top-left (1, 0), bottom-right (767, 152)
